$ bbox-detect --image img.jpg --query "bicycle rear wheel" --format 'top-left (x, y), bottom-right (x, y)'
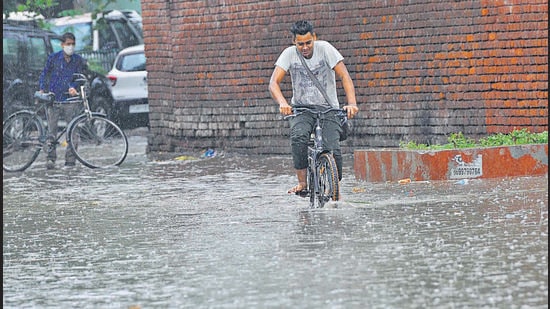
top-left (67, 114), bottom-right (128, 168)
top-left (3, 111), bottom-right (44, 172)
top-left (316, 152), bottom-right (340, 208)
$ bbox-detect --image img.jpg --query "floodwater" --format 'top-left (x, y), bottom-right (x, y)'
top-left (3, 131), bottom-right (548, 308)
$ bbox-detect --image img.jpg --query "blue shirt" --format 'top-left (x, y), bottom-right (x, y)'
top-left (39, 51), bottom-right (87, 102)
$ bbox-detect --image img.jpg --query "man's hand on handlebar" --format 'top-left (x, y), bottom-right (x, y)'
top-left (68, 87), bottom-right (78, 97)
top-left (343, 104), bottom-right (359, 119)
top-left (279, 103), bottom-right (293, 116)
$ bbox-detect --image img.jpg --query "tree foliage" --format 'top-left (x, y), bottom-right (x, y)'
top-left (15, 0), bottom-right (58, 14)
top-left (4, 0), bottom-right (124, 19)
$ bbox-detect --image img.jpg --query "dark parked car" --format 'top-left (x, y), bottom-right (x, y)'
top-left (2, 19), bottom-right (115, 122)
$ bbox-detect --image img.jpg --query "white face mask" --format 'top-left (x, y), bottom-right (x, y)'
top-left (63, 45), bottom-right (75, 56)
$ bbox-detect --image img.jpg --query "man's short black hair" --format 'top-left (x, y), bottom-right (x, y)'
top-left (291, 20), bottom-right (314, 37)
top-left (61, 32), bottom-right (76, 43)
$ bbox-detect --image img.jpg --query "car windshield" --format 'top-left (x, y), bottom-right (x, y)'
top-left (50, 22), bottom-right (92, 51)
top-left (107, 20), bottom-right (140, 50)
top-left (117, 52), bottom-right (145, 72)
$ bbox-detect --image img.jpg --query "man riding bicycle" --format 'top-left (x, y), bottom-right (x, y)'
top-left (38, 32), bottom-right (87, 169)
top-left (268, 20), bottom-right (359, 195)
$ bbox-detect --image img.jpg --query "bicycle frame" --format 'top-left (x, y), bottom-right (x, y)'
top-left (36, 73), bottom-right (105, 153)
top-left (30, 81), bottom-right (89, 149)
top-left (286, 107), bottom-right (345, 208)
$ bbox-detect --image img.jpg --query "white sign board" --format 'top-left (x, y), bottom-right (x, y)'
top-left (449, 154), bottom-right (483, 179)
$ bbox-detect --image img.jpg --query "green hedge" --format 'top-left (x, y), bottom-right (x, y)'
top-left (400, 129), bottom-right (548, 150)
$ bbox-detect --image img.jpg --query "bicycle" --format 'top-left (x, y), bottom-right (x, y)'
top-left (285, 107), bottom-right (347, 208)
top-left (3, 73), bottom-right (128, 172)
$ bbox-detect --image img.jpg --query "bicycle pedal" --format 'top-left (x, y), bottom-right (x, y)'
top-left (295, 190), bottom-right (309, 198)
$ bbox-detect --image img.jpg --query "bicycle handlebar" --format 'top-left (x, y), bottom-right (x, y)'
top-left (34, 91), bottom-right (83, 104)
top-left (72, 73), bottom-right (89, 87)
top-left (34, 73), bottom-right (89, 105)
top-left (284, 107), bottom-right (347, 120)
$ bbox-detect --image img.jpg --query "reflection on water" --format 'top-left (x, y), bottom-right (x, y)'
top-left (3, 140), bottom-right (548, 308)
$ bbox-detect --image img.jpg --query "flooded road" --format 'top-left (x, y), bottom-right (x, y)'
top-left (3, 132), bottom-right (548, 308)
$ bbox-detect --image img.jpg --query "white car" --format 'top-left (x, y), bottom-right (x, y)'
top-left (107, 44), bottom-right (149, 127)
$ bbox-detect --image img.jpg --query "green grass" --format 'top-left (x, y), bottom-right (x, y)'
top-left (400, 128), bottom-right (548, 150)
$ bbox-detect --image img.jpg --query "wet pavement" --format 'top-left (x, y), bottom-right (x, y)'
top-left (3, 129), bottom-right (548, 308)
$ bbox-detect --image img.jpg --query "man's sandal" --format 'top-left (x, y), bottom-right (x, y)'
top-left (288, 184), bottom-right (308, 197)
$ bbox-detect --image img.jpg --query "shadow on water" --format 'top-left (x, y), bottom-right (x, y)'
top-left (3, 134), bottom-right (548, 308)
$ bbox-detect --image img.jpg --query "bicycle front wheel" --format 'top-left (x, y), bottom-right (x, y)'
top-left (3, 111), bottom-right (44, 172)
top-left (67, 114), bottom-right (128, 168)
top-left (316, 152), bottom-right (340, 208)
top-left (307, 163), bottom-right (315, 208)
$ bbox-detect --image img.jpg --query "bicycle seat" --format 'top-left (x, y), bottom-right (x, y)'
top-left (34, 91), bottom-right (55, 102)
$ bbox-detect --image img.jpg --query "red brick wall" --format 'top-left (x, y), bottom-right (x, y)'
top-left (140, 0), bottom-right (548, 155)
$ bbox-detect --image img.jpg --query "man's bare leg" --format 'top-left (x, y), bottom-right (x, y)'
top-left (288, 168), bottom-right (307, 193)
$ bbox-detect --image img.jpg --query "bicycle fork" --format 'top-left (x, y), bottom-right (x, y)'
top-left (310, 120), bottom-right (324, 198)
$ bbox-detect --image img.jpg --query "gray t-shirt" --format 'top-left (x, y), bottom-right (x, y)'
top-left (274, 40), bottom-right (344, 109)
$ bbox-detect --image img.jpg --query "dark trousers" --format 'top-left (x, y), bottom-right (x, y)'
top-left (289, 110), bottom-right (343, 180)
top-left (45, 103), bottom-right (81, 163)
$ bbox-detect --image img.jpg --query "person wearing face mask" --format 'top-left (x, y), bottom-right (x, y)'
top-left (39, 32), bottom-right (87, 169)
